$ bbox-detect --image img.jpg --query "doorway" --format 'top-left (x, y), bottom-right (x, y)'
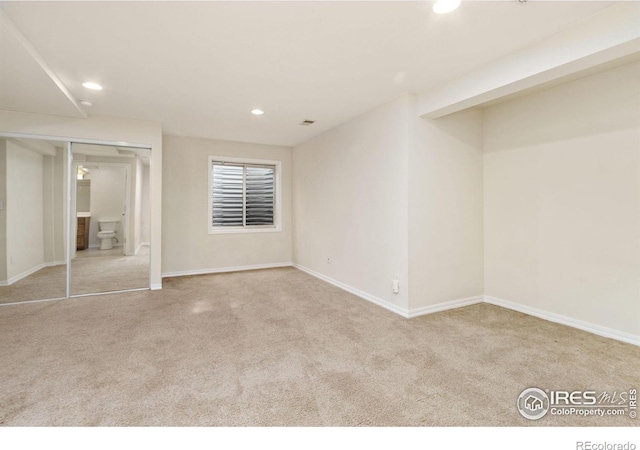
top-left (69, 143), bottom-right (151, 296)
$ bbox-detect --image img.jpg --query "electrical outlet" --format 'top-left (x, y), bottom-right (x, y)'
top-left (9, 255), bottom-right (14, 265)
top-left (392, 276), bottom-right (400, 294)
top-left (327, 257), bottom-right (331, 264)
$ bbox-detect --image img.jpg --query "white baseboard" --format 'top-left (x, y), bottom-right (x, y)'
top-left (291, 265), bottom-right (638, 346)
top-left (89, 243), bottom-right (124, 249)
top-left (150, 283), bottom-right (162, 290)
top-left (44, 260), bottom-right (66, 267)
top-left (162, 262), bottom-right (293, 278)
top-left (0, 263), bottom-right (47, 286)
top-left (134, 243), bottom-right (149, 255)
top-left (406, 295), bottom-right (484, 318)
top-left (484, 295), bottom-right (640, 347)
top-left (293, 263), bottom-right (409, 317)
top-left (0, 260), bottom-right (73, 286)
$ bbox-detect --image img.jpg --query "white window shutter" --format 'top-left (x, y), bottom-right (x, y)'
top-left (211, 164), bottom-right (244, 226)
top-left (245, 166), bottom-right (274, 226)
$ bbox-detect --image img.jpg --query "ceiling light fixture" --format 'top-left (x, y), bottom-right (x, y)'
top-left (79, 100), bottom-right (93, 107)
top-left (251, 109), bottom-right (264, 115)
top-left (433, 0), bottom-right (461, 14)
top-left (82, 81), bottom-right (103, 90)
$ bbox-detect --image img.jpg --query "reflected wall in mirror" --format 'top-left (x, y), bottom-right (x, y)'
top-left (70, 143), bottom-right (150, 295)
top-left (0, 137), bottom-right (68, 304)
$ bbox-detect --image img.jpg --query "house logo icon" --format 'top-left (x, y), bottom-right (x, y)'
top-left (525, 395), bottom-right (543, 411)
top-left (517, 388), bottom-right (550, 420)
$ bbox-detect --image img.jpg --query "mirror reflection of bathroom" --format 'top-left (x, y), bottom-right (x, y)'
top-left (70, 143), bottom-right (150, 296)
top-left (0, 137), bottom-right (68, 304)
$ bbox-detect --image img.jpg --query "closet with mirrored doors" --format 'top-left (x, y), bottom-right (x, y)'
top-left (0, 136), bottom-right (151, 305)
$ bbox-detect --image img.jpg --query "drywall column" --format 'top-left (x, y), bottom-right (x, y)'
top-left (409, 99), bottom-right (484, 312)
top-left (293, 95), bottom-right (410, 312)
top-left (141, 165), bottom-right (151, 245)
top-left (53, 145), bottom-right (67, 264)
top-left (40, 146), bottom-right (64, 265)
top-left (134, 157), bottom-right (143, 253)
top-left (42, 155), bottom-right (54, 263)
top-left (0, 141), bottom-right (7, 283)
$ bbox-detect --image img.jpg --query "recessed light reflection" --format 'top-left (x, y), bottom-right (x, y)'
top-left (82, 81), bottom-right (103, 90)
top-left (433, 0), bottom-right (461, 14)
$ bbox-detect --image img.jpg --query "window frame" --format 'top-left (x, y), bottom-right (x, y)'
top-left (208, 155), bottom-right (282, 235)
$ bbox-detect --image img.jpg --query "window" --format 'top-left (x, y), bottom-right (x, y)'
top-left (208, 156), bottom-right (281, 234)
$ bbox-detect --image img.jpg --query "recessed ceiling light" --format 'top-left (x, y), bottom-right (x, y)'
top-left (433, 0), bottom-right (461, 14)
top-left (82, 81), bottom-right (103, 90)
top-left (251, 109), bottom-right (264, 115)
top-left (79, 100), bottom-right (93, 107)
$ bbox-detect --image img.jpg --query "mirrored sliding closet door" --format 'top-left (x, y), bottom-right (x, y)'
top-left (69, 143), bottom-right (151, 296)
top-left (0, 137), bottom-right (68, 304)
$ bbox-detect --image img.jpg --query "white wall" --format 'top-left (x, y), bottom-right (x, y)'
top-left (42, 147), bottom-right (66, 265)
top-left (5, 141), bottom-right (44, 280)
top-left (0, 141), bottom-right (7, 281)
top-left (76, 180), bottom-right (90, 213)
top-left (0, 111), bottom-right (163, 288)
top-left (484, 61), bottom-right (640, 337)
top-left (53, 145), bottom-right (67, 264)
top-left (42, 155), bottom-right (55, 263)
top-left (141, 164), bottom-right (151, 245)
top-left (293, 95), bottom-right (410, 310)
top-left (134, 157), bottom-right (143, 252)
top-left (0, 139), bottom-right (65, 286)
top-left (85, 165), bottom-right (127, 247)
top-left (410, 105), bottom-right (484, 310)
top-left (162, 135), bottom-right (292, 275)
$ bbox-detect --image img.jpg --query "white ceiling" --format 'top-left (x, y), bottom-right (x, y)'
top-left (0, 10), bottom-right (85, 118)
top-left (0, 1), bottom-right (614, 147)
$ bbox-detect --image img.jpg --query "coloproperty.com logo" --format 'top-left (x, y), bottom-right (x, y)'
top-left (517, 387), bottom-right (637, 420)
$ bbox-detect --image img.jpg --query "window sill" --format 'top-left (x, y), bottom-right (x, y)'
top-left (208, 226), bottom-right (282, 235)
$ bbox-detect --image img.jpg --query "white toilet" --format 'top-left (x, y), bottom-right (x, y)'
top-left (97, 219), bottom-right (119, 250)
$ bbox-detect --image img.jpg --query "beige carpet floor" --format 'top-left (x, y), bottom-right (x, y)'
top-left (0, 247), bottom-right (149, 304)
top-left (0, 267), bottom-right (638, 426)
top-left (0, 264), bottom-right (66, 303)
top-left (70, 247), bottom-right (149, 296)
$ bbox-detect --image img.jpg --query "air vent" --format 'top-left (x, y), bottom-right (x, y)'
top-left (299, 120), bottom-right (315, 126)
